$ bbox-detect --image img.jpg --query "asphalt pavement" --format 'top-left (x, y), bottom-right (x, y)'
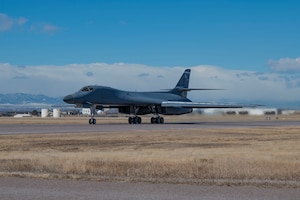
top-left (1, 120), bottom-right (300, 135)
top-left (0, 177), bottom-right (299, 200)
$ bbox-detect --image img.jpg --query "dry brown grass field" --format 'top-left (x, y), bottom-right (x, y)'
top-left (0, 115), bottom-right (300, 187)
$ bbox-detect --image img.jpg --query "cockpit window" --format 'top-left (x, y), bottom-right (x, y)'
top-left (80, 86), bottom-right (94, 92)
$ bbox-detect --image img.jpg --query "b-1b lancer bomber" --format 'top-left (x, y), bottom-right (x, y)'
top-left (63, 69), bottom-right (247, 124)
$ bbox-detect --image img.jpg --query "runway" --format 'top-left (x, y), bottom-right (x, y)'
top-left (0, 120), bottom-right (299, 135)
top-left (0, 177), bottom-right (299, 200)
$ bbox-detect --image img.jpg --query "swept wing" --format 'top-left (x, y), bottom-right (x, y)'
top-left (161, 101), bottom-right (259, 108)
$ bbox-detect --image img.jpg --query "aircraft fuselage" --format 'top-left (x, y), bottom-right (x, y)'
top-left (63, 86), bottom-right (193, 115)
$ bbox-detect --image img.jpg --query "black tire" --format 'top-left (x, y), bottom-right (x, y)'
top-left (159, 117), bottom-right (164, 124)
top-left (128, 117), bottom-right (133, 124)
top-left (151, 117), bottom-right (155, 124)
top-left (137, 117), bottom-right (142, 124)
top-left (155, 117), bottom-right (160, 124)
top-left (133, 117), bottom-right (137, 124)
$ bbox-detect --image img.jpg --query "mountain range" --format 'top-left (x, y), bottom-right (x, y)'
top-left (0, 93), bottom-right (63, 105)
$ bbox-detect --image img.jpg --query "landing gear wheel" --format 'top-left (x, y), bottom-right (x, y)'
top-left (128, 116), bottom-right (142, 124)
top-left (136, 116), bottom-right (142, 124)
top-left (151, 117), bottom-right (156, 124)
top-left (89, 118), bottom-right (96, 125)
top-left (151, 117), bottom-right (164, 124)
top-left (159, 117), bottom-right (164, 124)
top-left (128, 117), bottom-right (133, 124)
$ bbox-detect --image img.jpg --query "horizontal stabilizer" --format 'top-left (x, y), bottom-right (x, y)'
top-left (176, 88), bottom-right (224, 92)
top-left (163, 88), bottom-right (223, 91)
top-left (161, 101), bottom-right (260, 108)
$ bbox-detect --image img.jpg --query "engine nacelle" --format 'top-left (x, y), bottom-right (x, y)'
top-left (136, 107), bottom-right (151, 115)
top-left (118, 106), bottom-right (131, 114)
top-left (161, 107), bottom-right (192, 115)
top-left (118, 106), bottom-right (152, 115)
top-left (76, 103), bottom-right (90, 108)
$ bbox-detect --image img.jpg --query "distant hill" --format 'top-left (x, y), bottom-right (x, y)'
top-left (0, 93), bottom-right (63, 105)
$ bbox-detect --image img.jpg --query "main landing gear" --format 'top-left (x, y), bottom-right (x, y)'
top-left (128, 116), bottom-right (142, 124)
top-left (127, 116), bottom-right (164, 124)
top-left (127, 105), bottom-right (165, 124)
top-left (151, 116), bottom-right (164, 124)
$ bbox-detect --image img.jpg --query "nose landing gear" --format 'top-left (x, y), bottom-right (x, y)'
top-left (88, 105), bottom-right (97, 125)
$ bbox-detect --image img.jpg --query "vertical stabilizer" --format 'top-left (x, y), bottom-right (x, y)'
top-left (175, 69), bottom-right (190, 88)
top-left (172, 69), bottom-right (191, 97)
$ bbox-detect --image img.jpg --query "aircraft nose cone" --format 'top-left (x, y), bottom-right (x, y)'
top-left (63, 95), bottom-right (74, 104)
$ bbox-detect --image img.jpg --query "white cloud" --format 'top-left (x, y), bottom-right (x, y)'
top-left (0, 62), bottom-right (300, 103)
top-left (268, 57), bottom-right (300, 73)
top-left (16, 17), bottom-right (28, 25)
top-left (0, 13), bottom-right (28, 32)
top-left (0, 13), bottom-right (58, 34)
top-left (0, 13), bottom-right (13, 31)
top-left (42, 24), bottom-right (59, 33)
top-left (30, 23), bottom-right (59, 34)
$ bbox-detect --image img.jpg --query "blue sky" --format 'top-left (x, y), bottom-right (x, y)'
top-left (1, 0), bottom-right (300, 103)
top-left (1, 0), bottom-right (300, 70)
